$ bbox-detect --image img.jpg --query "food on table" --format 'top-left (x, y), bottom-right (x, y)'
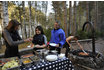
top-left (22, 54), bottom-right (34, 58)
top-left (4, 59), bottom-right (10, 62)
top-left (49, 43), bottom-right (57, 47)
top-left (44, 50), bottom-right (49, 55)
top-left (51, 50), bottom-right (58, 53)
top-left (0, 60), bottom-right (5, 66)
top-left (58, 53), bottom-right (65, 58)
top-left (0, 63), bottom-right (3, 67)
top-left (30, 56), bottom-right (40, 61)
top-left (22, 58), bottom-right (32, 64)
top-left (46, 55), bottom-right (58, 61)
top-left (78, 52), bottom-right (89, 56)
top-left (0, 57), bottom-right (19, 67)
top-left (2, 60), bottom-right (19, 70)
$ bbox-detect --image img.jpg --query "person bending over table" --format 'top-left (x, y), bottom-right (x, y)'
top-left (30, 26), bottom-right (47, 50)
top-left (49, 20), bottom-right (66, 54)
top-left (2, 19), bottom-right (32, 58)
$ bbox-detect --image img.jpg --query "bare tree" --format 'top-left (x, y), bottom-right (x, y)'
top-left (63, 1), bottom-right (68, 37)
top-left (52, 1), bottom-right (63, 21)
top-left (86, 1), bottom-right (89, 21)
top-left (78, 2), bottom-right (81, 30)
top-left (42, 1), bottom-right (48, 21)
top-left (16, 1), bottom-right (23, 38)
top-left (28, 1), bottom-right (32, 37)
top-left (96, 2), bottom-right (99, 30)
top-left (69, 1), bottom-right (72, 35)
top-left (71, 2), bottom-right (74, 35)
top-left (22, 1), bottom-right (27, 39)
top-left (45, 1), bottom-right (48, 21)
top-left (0, 2), bottom-right (4, 32)
top-left (3, 1), bottom-right (9, 28)
top-left (94, 1), bottom-right (98, 30)
top-left (0, 2), bottom-right (4, 46)
top-left (35, 1), bottom-right (37, 25)
top-left (74, 1), bottom-right (77, 34)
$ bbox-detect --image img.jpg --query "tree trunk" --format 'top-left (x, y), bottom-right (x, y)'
top-left (96, 2), bottom-right (99, 30)
top-left (45, 1), bottom-right (48, 21)
top-left (17, 2), bottom-right (23, 38)
top-left (69, 1), bottom-right (72, 35)
top-left (94, 1), bottom-right (98, 30)
top-left (22, 1), bottom-right (27, 39)
top-left (74, 1), bottom-right (77, 35)
top-left (0, 2), bottom-right (4, 46)
top-left (71, 2), bottom-right (74, 35)
top-left (30, 2), bottom-right (34, 36)
top-left (28, 1), bottom-right (32, 37)
top-left (0, 2), bottom-right (3, 32)
top-left (86, 1), bottom-right (89, 21)
top-left (3, 1), bottom-right (9, 28)
top-left (63, 1), bottom-right (68, 37)
top-left (78, 2), bottom-right (81, 30)
top-left (34, 1), bottom-right (37, 34)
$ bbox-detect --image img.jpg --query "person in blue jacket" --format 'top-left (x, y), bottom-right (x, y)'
top-left (49, 20), bottom-right (66, 54)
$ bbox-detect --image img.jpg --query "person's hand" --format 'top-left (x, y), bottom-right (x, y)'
top-left (30, 44), bottom-right (34, 48)
top-left (56, 44), bottom-right (59, 47)
top-left (24, 38), bottom-right (33, 42)
top-left (24, 39), bottom-right (30, 42)
top-left (42, 44), bottom-right (47, 48)
top-left (35, 45), bottom-right (40, 48)
top-left (24, 38), bottom-right (32, 42)
top-left (28, 38), bottom-right (33, 41)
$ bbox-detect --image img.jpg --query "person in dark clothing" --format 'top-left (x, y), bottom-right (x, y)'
top-left (49, 20), bottom-right (66, 54)
top-left (65, 36), bottom-right (76, 57)
top-left (65, 36), bottom-right (86, 57)
top-left (2, 19), bottom-right (32, 58)
top-left (30, 26), bottom-right (47, 50)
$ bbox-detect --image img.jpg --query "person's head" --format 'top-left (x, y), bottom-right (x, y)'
top-left (35, 26), bottom-right (44, 35)
top-left (54, 20), bottom-right (61, 29)
top-left (74, 36), bottom-right (79, 41)
top-left (7, 19), bottom-right (21, 31)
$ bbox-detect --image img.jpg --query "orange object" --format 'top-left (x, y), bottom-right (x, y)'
top-left (22, 54), bottom-right (34, 58)
top-left (78, 52), bottom-right (89, 56)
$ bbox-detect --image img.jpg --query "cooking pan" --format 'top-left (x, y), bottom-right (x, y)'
top-left (71, 49), bottom-right (97, 57)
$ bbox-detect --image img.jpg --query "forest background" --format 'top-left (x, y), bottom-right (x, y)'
top-left (0, 1), bottom-right (104, 53)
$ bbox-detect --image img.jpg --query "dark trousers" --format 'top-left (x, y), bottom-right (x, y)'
top-left (63, 42), bottom-right (70, 57)
top-left (49, 47), bottom-right (61, 54)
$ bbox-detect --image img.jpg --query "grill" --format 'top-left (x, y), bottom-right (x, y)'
top-left (69, 49), bottom-right (104, 69)
top-left (68, 22), bottom-right (104, 69)
top-left (71, 49), bottom-right (98, 57)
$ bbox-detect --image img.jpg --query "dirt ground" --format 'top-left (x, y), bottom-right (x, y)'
top-left (61, 38), bottom-right (104, 70)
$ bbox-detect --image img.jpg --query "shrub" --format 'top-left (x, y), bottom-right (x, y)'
top-left (76, 29), bottom-right (104, 40)
top-left (76, 30), bottom-right (88, 39)
top-left (44, 28), bottom-right (52, 42)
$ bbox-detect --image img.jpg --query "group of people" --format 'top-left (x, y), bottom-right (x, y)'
top-left (2, 19), bottom-right (78, 58)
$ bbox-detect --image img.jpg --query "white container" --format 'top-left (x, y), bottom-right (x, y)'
top-left (58, 53), bottom-right (65, 58)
